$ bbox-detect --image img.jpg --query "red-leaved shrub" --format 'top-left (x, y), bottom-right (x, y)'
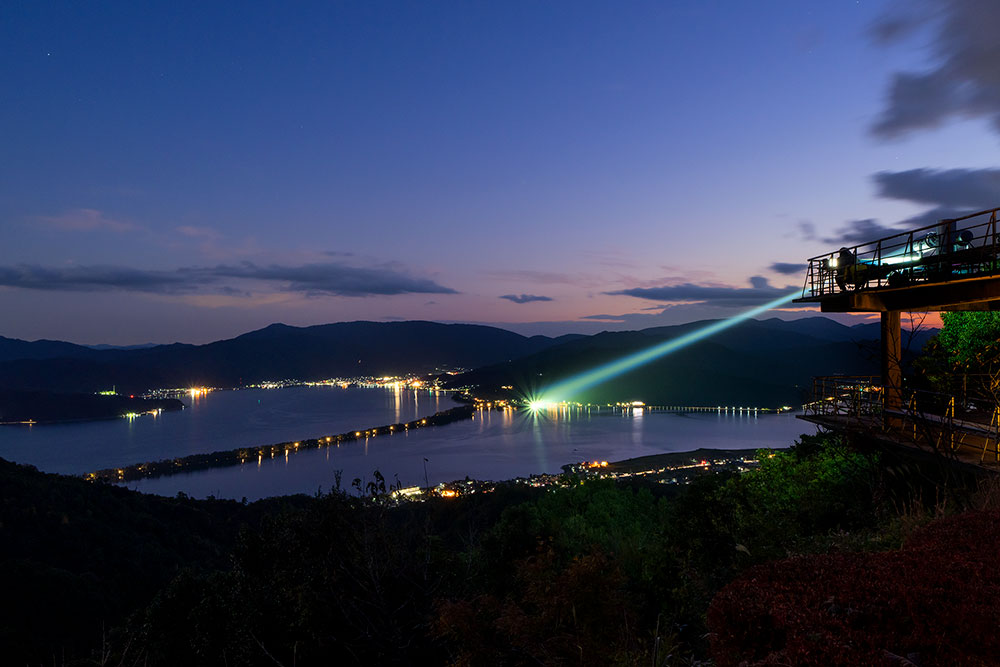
top-left (708, 511), bottom-right (1000, 666)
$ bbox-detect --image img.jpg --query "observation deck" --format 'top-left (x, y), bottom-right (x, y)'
top-left (793, 207), bottom-right (1000, 470)
top-left (794, 207), bottom-right (1000, 313)
top-left (803, 376), bottom-right (1000, 470)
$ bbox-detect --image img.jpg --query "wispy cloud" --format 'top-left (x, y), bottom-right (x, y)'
top-left (819, 168), bottom-right (1000, 246)
top-left (499, 293), bottom-right (553, 304)
top-left (0, 261), bottom-right (458, 298)
top-left (38, 209), bottom-right (136, 232)
top-left (769, 262), bottom-right (807, 275)
top-left (0, 265), bottom-right (190, 292)
top-left (821, 218), bottom-right (903, 245)
top-left (875, 168), bottom-right (1000, 210)
top-left (486, 269), bottom-right (603, 288)
top-left (211, 262), bottom-right (458, 297)
top-left (175, 225), bottom-right (222, 240)
top-left (606, 276), bottom-right (794, 308)
top-left (871, 0), bottom-right (1000, 138)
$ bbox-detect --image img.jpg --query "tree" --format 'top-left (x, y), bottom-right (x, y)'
top-left (917, 312), bottom-right (1000, 411)
top-left (936, 312), bottom-right (1000, 366)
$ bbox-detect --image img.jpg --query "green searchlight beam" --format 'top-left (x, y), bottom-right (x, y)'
top-left (532, 291), bottom-right (799, 406)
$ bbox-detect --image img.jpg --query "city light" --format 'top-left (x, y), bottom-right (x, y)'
top-left (534, 292), bottom-right (798, 403)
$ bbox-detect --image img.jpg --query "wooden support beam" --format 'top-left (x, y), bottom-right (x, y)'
top-left (882, 311), bottom-right (902, 417)
top-left (796, 274), bottom-right (1000, 313)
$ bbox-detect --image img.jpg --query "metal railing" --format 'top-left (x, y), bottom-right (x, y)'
top-left (804, 375), bottom-right (1000, 464)
top-left (804, 375), bottom-right (883, 417)
top-left (801, 207), bottom-right (1000, 299)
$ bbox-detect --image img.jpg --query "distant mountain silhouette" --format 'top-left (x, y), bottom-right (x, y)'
top-left (0, 317), bottom-right (935, 402)
top-left (0, 336), bottom-right (106, 363)
top-left (448, 317), bottom-right (935, 407)
top-left (86, 343), bottom-right (159, 351)
top-left (0, 321), bottom-right (584, 393)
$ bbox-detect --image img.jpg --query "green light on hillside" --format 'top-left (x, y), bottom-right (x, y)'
top-left (534, 291), bottom-right (798, 404)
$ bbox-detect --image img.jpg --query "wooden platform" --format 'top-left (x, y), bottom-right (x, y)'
top-left (795, 273), bottom-right (1000, 313)
top-left (799, 412), bottom-right (1000, 472)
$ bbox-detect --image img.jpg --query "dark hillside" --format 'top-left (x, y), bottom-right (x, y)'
top-left (0, 335), bottom-right (107, 362)
top-left (0, 458), bottom-right (279, 663)
top-left (0, 390), bottom-right (182, 423)
top-left (452, 319), bottom-right (882, 406)
top-left (0, 321), bottom-right (572, 393)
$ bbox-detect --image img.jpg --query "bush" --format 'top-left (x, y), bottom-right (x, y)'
top-left (708, 510), bottom-right (1000, 666)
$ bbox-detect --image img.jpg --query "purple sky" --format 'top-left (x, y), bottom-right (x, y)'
top-left (3, 1), bottom-right (1000, 344)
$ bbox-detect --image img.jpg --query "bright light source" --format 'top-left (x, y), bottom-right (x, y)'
top-left (540, 291), bottom-right (799, 403)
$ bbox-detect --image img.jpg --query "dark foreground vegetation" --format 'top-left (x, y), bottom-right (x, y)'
top-left (4, 429), bottom-right (996, 666)
top-left (6, 314), bottom-right (997, 665)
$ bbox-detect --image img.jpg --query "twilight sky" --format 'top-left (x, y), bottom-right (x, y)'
top-left (4, 0), bottom-right (1000, 344)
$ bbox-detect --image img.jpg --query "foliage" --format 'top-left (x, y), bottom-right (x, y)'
top-left (434, 433), bottom-right (883, 664)
top-left (730, 435), bottom-right (880, 548)
top-left (0, 457), bottom-right (254, 665)
top-left (436, 549), bottom-right (643, 666)
top-left (914, 311), bottom-right (1000, 412)
top-left (123, 488), bottom-right (469, 665)
top-left (936, 311), bottom-right (1000, 366)
top-left (708, 510), bottom-right (1000, 666)
top-left (0, 430), bottom-right (962, 665)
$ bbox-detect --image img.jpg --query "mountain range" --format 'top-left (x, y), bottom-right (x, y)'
top-left (0, 322), bottom-right (582, 393)
top-left (446, 317), bottom-right (935, 407)
top-left (0, 317), bottom-right (935, 405)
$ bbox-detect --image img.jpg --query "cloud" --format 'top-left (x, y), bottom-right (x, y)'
top-left (872, 0), bottom-right (1000, 138)
top-left (869, 9), bottom-right (930, 45)
top-left (210, 262), bottom-right (458, 297)
top-left (797, 220), bottom-right (817, 241)
top-left (812, 168), bottom-right (1000, 247)
top-left (606, 276), bottom-right (795, 308)
top-left (499, 294), bottom-right (553, 304)
top-left (578, 298), bottom-right (810, 326)
top-left (477, 305), bottom-right (834, 337)
top-left (0, 265), bottom-right (191, 292)
top-left (875, 168), bottom-right (1000, 209)
top-left (38, 209), bottom-right (136, 232)
top-left (0, 261), bottom-right (458, 298)
top-left (581, 250), bottom-right (638, 269)
top-left (485, 269), bottom-right (603, 288)
top-left (770, 262), bottom-right (808, 275)
top-left (175, 225), bottom-right (221, 240)
top-left (821, 218), bottom-right (904, 245)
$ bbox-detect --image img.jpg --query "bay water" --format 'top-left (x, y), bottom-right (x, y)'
top-left (0, 386), bottom-right (815, 501)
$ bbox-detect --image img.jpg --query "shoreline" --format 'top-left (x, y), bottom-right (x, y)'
top-left (86, 404), bottom-right (475, 483)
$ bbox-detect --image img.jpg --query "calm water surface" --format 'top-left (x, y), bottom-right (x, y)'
top-left (0, 387), bottom-right (816, 500)
top-left (0, 385), bottom-right (456, 474)
top-left (130, 403), bottom-right (815, 500)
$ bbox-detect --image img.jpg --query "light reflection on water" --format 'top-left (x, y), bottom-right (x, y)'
top-left (0, 385), bottom-right (456, 475)
top-left (128, 404), bottom-right (817, 501)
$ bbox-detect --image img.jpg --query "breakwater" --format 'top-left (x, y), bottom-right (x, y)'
top-left (86, 404), bottom-right (475, 483)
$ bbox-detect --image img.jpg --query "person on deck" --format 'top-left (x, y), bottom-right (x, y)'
top-left (835, 247), bottom-right (856, 291)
